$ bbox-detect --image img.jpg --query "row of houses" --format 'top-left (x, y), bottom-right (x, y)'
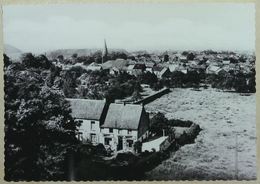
top-left (54, 54), bottom-right (254, 80)
top-left (82, 59), bottom-right (173, 78)
top-left (68, 98), bottom-right (150, 152)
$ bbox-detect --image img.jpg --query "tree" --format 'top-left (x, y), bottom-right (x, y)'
top-left (247, 69), bottom-right (256, 93)
top-left (182, 51), bottom-right (189, 56)
top-left (69, 66), bottom-right (87, 78)
top-left (21, 53), bottom-right (52, 69)
top-left (57, 55), bottom-right (64, 61)
top-left (138, 72), bottom-right (158, 85)
top-left (132, 90), bottom-right (142, 102)
top-left (163, 54), bottom-right (169, 62)
top-left (4, 64), bottom-right (80, 180)
top-left (150, 112), bottom-right (169, 136)
top-left (62, 77), bottom-right (77, 98)
top-left (108, 51), bottom-right (128, 60)
top-left (127, 55), bottom-right (136, 60)
top-left (187, 52), bottom-right (195, 60)
top-left (46, 65), bottom-right (62, 87)
top-left (184, 70), bottom-right (201, 87)
top-left (35, 54), bottom-right (52, 69)
top-left (72, 53), bottom-right (78, 59)
top-left (21, 53), bottom-right (37, 68)
top-left (170, 71), bottom-right (185, 87)
top-left (91, 51), bottom-right (102, 63)
top-left (4, 54), bottom-right (11, 67)
top-left (151, 81), bottom-right (164, 91)
top-left (133, 141), bottom-right (142, 153)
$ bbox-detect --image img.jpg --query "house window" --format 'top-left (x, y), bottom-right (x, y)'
top-left (91, 121), bottom-right (95, 131)
top-left (109, 128), bottom-right (113, 133)
top-left (77, 120), bottom-right (83, 125)
top-left (128, 129), bottom-right (132, 135)
top-left (90, 134), bottom-right (96, 143)
top-left (127, 140), bottom-right (134, 147)
top-left (118, 129), bottom-right (122, 134)
top-left (77, 132), bottom-right (83, 141)
top-left (104, 137), bottom-right (112, 145)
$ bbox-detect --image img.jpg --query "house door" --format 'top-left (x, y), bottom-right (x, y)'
top-left (90, 134), bottom-right (96, 143)
top-left (117, 136), bottom-right (123, 151)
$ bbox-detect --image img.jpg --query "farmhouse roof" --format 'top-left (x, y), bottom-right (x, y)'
top-left (145, 62), bottom-right (155, 68)
top-left (168, 64), bottom-right (179, 72)
top-left (179, 56), bottom-right (187, 60)
top-left (207, 65), bottom-right (221, 72)
top-left (127, 64), bottom-right (135, 70)
top-left (102, 103), bottom-right (143, 130)
top-left (222, 60), bottom-right (231, 65)
top-left (153, 66), bottom-right (164, 72)
top-left (67, 98), bottom-right (106, 120)
top-left (159, 67), bottom-right (170, 77)
top-left (102, 59), bottom-right (129, 70)
top-left (88, 62), bottom-right (101, 66)
top-left (133, 63), bottom-right (146, 70)
top-left (87, 62), bottom-right (102, 70)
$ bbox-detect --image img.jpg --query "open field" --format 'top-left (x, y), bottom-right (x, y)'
top-left (145, 88), bottom-right (256, 180)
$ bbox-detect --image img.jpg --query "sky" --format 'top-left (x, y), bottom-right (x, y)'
top-left (3, 3), bottom-right (255, 53)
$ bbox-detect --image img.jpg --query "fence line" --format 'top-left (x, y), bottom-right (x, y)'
top-left (134, 88), bottom-right (170, 105)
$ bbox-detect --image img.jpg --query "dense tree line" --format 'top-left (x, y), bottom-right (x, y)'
top-left (148, 69), bottom-right (255, 93)
top-left (149, 112), bottom-right (194, 136)
top-left (58, 66), bottom-right (142, 102)
top-left (4, 54), bottom-right (81, 180)
top-left (205, 69), bottom-right (256, 93)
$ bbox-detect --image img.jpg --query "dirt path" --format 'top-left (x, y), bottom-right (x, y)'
top-left (145, 88), bottom-right (256, 180)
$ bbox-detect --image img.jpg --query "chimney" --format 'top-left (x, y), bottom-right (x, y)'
top-left (141, 103), bottom-right (144, 108)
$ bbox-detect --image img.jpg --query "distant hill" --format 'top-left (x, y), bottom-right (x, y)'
top-left (4, 44), bottom-right (23, 60)
top-left (46, 48), bottom-right (99, 59)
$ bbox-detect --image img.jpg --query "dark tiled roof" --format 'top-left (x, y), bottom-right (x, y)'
top-left (153, 66), bottom-right (164, 72)
top-left (67, 98), bottom-right (106, 120)
top-left (102, 103), bottom-right (143, 130)
top-left (102, 59), bottom-right (129, 70)
top-left (133, 64), bottom-right (146, 70)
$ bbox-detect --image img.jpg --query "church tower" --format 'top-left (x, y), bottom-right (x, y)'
top-left (102, 39), bottom-right (108, 64)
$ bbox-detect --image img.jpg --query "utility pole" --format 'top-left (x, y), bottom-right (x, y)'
top-left (163, 129), bottom-right (165, 137)
top-left (235, 132), bottom-right (238, 180)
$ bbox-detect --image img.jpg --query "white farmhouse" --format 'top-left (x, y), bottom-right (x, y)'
top-left (67, 98), bottom-right (108, 144)
top-left (100, 103), bottom-right (150, 152)
top-left (67, 99), bottom-right (150, 153)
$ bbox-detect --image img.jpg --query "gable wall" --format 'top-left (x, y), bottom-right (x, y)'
top-left (77, 119), bottom-right (101, 142)
top-left (138, 109), bottom-right (150, 139)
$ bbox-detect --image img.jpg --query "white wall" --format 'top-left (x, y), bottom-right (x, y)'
top-left (77, 119), bottom-right (101, 143)
top-left (101, 128), bottom-right (138, 139)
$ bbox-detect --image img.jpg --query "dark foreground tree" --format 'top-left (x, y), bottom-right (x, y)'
top-left (4, 63), bottom-right (80, 181)
top-left (4, 54), bottom-right (11, 67)
top-left (150, 112), bottom-right (169, 136)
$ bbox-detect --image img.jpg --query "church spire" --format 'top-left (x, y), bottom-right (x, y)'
top-left (102, 39), bottom-right (108, 64)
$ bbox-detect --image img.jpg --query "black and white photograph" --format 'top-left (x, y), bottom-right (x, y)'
top-left (2, 2), bottom-right (257, 181)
